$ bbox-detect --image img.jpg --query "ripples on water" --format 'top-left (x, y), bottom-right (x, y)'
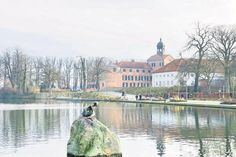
top-left (0, 101), bottom-right (236, 157)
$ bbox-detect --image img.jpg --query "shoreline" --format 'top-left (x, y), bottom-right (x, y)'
top-left (1, 96), bottom-right (236, 110)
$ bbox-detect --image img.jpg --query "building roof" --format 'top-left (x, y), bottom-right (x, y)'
top-left (152, 59), bottom-right (186, 73)
top-left (147, 54), bottom-right (162, 62)
top-left (157, 38), bottom-right (164, 50)
top-left (147, 54), bottom-right (174, 62)
top-left (116, 61), bottom-right (151, 69)
top-left (153, 58), bottom-right (224, 74)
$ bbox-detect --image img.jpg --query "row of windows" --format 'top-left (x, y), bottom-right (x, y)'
top-left (155, 73), bottom-right (174, 78)
top-left (122, 68), bottom-right (151, 73)
top-left (156, 80), bottom-right (174, 86)
top-left (122, 82), bottom-right (150, 87)
top-left (151, 62), bottom-right (164, 67)
top-left (122, 75), bottom-right (152, 81)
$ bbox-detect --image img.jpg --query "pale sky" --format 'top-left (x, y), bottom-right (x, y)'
top-left (0, 0), bottom-right (235, 60)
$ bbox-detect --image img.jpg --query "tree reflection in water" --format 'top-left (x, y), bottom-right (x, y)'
top-left (194, 109), bottom-right (206, 157)
top-left (1, 102), bottom-right (236, 157)
top-left (225, 114), bottom-right (232, 157)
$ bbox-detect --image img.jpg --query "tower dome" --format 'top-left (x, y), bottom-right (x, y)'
top-left (156, 38), bottom-right (165, 55)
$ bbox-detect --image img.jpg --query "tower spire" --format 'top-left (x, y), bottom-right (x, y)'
top-left (157, 38), bottom-right (164, 56)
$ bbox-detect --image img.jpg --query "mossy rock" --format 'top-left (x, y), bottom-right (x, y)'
top-left (67, 117), bottom-right (122, 157)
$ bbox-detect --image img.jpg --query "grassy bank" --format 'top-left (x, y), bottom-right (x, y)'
top-left (0, 90), bottom-right (119, 101)
top-left (109, 87), bottom-right (179, 97)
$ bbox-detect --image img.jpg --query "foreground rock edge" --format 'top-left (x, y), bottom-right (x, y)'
top-left (67, 116), bottom-right (122, 157)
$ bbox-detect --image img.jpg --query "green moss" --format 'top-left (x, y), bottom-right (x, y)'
top-left (67, 118), bottom-right (121, 157)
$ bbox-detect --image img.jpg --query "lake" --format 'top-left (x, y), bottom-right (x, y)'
top-left (0, 100), bottom-right (236, 157)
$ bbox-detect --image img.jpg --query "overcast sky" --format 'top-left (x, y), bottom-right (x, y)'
top-left (0, 0), bottom-right (235, 60)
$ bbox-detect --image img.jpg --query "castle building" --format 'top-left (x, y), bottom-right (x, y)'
top-left (100, 38), bottom-right (174, 88)
top-left (152, 59), bottom-right (195, 87)
top-left (100, 60), bottom-right (152, 89)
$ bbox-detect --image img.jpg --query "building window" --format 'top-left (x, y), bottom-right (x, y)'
top-left (159, 81), bottom-right (161, 86)
top-left (130, 83), bottom-right (132, 87)
top-left (123, 69), bottom-right (126, 72)
top-left (122, 83), bottom-right (125, 87)
top-left (148, 70), bottom-right (151, 73)
top-left (126, 82), bottom-right (128, 87)
top-left (113, 68), bottom-right (116, 72)
top-left (125, 75), bottom-right (127, 80)
top-left (171, 81), bottom-right (173, 85)
top-left (147, 83), bottom-right (149, 87)
top-left (163, 74), bottom-right (165, 77)
top-left (136, 69), bottom-right (139, 72)
top-left (171, 74), bottom-right (174, 77)
top-left (129, 69), bottom-right (132, 72)
top-left (142, 70), bottom-right (145, 73)
top-left (138, 76), bottom-right (141, 80)
top-left (133, 83), bottom-right (136, 87)
top-left (167, 74), bottom-right (169, 77)
top-left (128, 75), bottom-right (130, 80)
top-left (131, 76), bottom-right (133, 80)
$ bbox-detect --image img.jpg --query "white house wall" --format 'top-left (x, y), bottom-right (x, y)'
top-left (152, 72), bottom-right (195, 87)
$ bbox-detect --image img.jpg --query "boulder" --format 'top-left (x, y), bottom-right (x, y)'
top-left (67, 117), bottom-right (122, 157)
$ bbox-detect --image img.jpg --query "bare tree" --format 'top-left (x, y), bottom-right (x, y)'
top-left (86, 58), bottom-right (95, 88)
top-left (91, 57), bottom-right (107, 91)
top-left (185, 22), bottom-right (212, 92)
top-left (32, 57), bottom-right (43, 87)
top-left (41, 57), bottom-right (58, 91)
top-left (231, 57), bottom-right (236, 97)
top-left (0, 54), bottom-right (5, 87)
top-left (63, 58), bottom-right (74, 89)
top-left (200, 57), bottom-right (218, 93)
top-left (79, 57), bottom-right (87, 90)
top-left (2, 49), bottom-right (15, 88)
top-left (57, 58), bottom-right (63, 89)
top-left (73, 60), bottom-right (80, 91)
top-left (1, 48), bottom-right (30, 94)
top-left (211, 25), bottom-right (236, 93)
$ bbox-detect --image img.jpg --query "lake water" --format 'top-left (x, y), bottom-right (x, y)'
top-left (0, 101), bottom-right (236, 157)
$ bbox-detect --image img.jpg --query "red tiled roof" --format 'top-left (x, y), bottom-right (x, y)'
top-left (152, 59), bottom-right (186, 73)
top-left (147, 54), bottom-right (162, 61)
top-left (153, 58), bottom-right (224, 73)
top-left (163, 54), bottom-right (174, 60)
top-left (116, 61), bottom-right (151, 69)
top-left (147, 54), bottom-right (174, 61)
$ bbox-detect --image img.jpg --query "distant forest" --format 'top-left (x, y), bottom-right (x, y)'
top-left (0, 48), bottom-right (109, 95)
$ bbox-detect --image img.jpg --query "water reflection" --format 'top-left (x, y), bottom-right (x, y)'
top-left (0, 102), bottom-right (236, 157)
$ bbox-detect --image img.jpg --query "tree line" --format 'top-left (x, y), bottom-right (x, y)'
top-left (182, 23), bottom-right (236, 94)
top-left (0, 48), bottom-right (108, 94)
